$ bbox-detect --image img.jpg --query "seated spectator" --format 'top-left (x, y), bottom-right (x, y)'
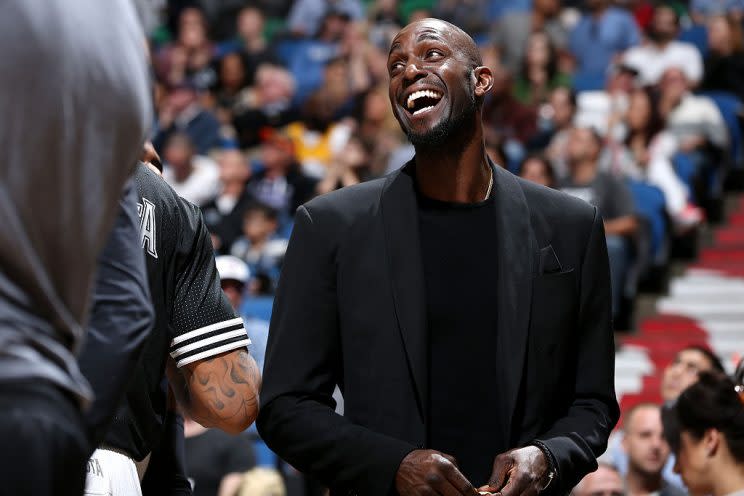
top-left (215, 255), bottom-right (270, 372)
top-left (247, 129), bottom-right (318, 218)
top-left (603, 345), bottom-right (725, 488)
top-left (575, 63), bottom-right (638, 141)
top-left (622, 404), bottom-right (685, 496)
top-left (662, 372), bottom-right (744, 496)
top-left (569, 0), bottom-right (640, 91)
top-left (201, 149), bottom-right (255, 253)
top-left (184, 411), bottom-right (256, 496)
top-left (700, 14), bottom-right (744, 102)
top-left (560, 127), bottom-right (638, 319)
top-left (281, 9), bottom-right (350, 104)
top-left (514, 31), bottom-right (572, 106)
top-left (317, 134), bottom-right (377, 194)
top-left (232, 64), bottom-right (300, 149)
top-left (285, 83), bottom-right (354, 178)
top-left (153, 80), bottom-right (222, 156)
top-left (622, 4), bottom-right (704, 87)
top-left (532, 86), bottom-right (576, 176)
top-left (156, 6), bottom-right (216, 91)
top-left (229, 6), bottom-right (278, 85)
top-left (519, 154), bottom-right (556, 188)
top-left (613, 87), bottom-right (703, 230)
top-left (658, 67), bottom-right (729, 178)
top-left (230, 202), bottom-right (288, 289)
top-left (286, 0), bottom-right (364, 38)
top-left (162, 133), bottom-right (220, 207)
top-left (572, 463), bottom-right (626, 496)
top-left (491, 0), bottom-right (567, 75)
top-left (212, 52), bottom-right (251, 124)
top-left (482, 65), bottom-right (537, 152)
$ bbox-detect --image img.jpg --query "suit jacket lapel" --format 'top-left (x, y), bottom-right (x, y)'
top-left (381, 161), bottom-right (428, 422)
top-left (491, 162), bottom-right (537, 444)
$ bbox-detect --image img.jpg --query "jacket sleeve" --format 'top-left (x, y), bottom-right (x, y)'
top-left (257, 205), bottom-right (415, 496)
top-left (535, 207), bottom-right (620, 493)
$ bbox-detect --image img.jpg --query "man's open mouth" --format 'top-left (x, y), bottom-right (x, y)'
top-left (405, 89), bottom-right (443, 116)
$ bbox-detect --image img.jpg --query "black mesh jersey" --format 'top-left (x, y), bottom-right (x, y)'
top-left (104, 163), bottom-right (250, 461)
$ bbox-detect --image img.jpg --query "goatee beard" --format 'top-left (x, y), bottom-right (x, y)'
top-left (406, 92), bottom-right (476, 148)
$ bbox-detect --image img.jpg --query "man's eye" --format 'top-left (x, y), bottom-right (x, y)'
top-left (427, 49), bottom-right (443, 58)
top-left (390, 61), bottom-right (404, 72)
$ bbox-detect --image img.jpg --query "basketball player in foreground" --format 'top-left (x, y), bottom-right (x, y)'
top-left (80, 149), bottom-right (261, 495)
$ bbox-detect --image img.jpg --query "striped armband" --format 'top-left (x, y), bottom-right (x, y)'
top-left (169, 317), bottom-right (251, 368)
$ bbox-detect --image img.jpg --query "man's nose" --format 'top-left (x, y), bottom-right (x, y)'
top-left (403, 62), bottom-right (426, 83)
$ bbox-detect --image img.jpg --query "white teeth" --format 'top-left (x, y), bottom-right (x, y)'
top-left (412, 105), bottom-right (434, 115)
top-left (406, 90), bottom-right (442, 109)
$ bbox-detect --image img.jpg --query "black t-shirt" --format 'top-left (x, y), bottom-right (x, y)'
top-left (185, 428), bottom-right (255, 496)
top-left (417, 193), bottom-right (502, 486)
top-left (104, 163), bottom-right (251, 461)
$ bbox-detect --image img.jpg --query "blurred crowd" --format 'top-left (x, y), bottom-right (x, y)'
top-left (140, 0), bottom-right (744, 494)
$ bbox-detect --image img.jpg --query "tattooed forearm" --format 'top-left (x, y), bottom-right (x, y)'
top-left (169, 349), bottom-right (261, 433)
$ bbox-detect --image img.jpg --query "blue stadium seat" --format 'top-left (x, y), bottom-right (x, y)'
top-left (627, 179), bottom-right (668, 263)
top-left (240, 296), bottom-right (274, 321)
top-left (699, 91), bottom-right (743, 169)
top-left (678, 24), bottom-right (708, 57)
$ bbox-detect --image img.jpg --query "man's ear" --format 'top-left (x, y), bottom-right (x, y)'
top-left (473, 66), bottom-right (493, 98)
top-left (704, 428), bottom-right (720, 458)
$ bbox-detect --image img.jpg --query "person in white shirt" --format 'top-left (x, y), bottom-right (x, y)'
top-left (622, 5), bottom-right (703, 86)
top-left (162, 132), bottom-right (221, 206)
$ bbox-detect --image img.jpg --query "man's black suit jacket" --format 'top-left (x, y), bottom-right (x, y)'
top-left (257, 159), bottom-right (620, 495)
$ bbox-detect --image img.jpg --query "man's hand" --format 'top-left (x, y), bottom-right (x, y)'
top-left (478, 446), bottom-right (549, 496)
top-left (395, 449), bottom-right (479, 496)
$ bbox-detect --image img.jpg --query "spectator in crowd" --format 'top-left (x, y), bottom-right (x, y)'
top-left (156, 6), bottom-right (216, 90)
top-left (662, 372), bottom-right (744, 496)
top-left (661, 345), bottom-right (726, 402)
top-left (700, 14), bottom-right (744, 101)
top-left (534, 86), bottom-right (577, 175)
top-left (482, 64), bottom-right (537, 149)
top-left (230, 202), bottom-right (289, 288)
top-left (212, 52), bottom-right (251, 124)
top-left (622, 4), bottom-right (704, 87)
top-left (569, 0), bottom-right (640, 90)
top-left (153, 80), bottom-right (222, 156)
top-left (317, 134), bottom-right (377, 194)
top-left (514, 31), bottom-right (572, 106)
top-left (658, 67), bottom-right (729, 174)
top-left (560, 126), bottom-right (638, 319)
top-left (621, 404), bottom-right (685, 496)
top-left (231, 6), bottom-right (278, 84)
top-left (572, 464), bottom-right (626, 496)
top-left (282, 9), bottom-right (351, 104)
top-left (162, 132), bottom-right (221, 207)
top-left (287, 0), bottom-right (364, 38)
top-left (202, 149), bottom-right (255, 254)
top-left (184, 411), bottom-right (256, 496)
top-left (247, 130), bottom-right (318, 218)
top-left (575, 63), bottom-right (638, 142)
top-left (232, 64), bottom-right (300, 149)
top-left (519, 154), bottom-right (556, 188)
top-left (355, 84), bottom-right (411, 174)
top-left (215, 255), bottom-right (270, 373)
top-left (603, 345), bottom-right (725, 488)
top-left (286, 70), bottom-right (356, 178)
top-left (615, 87), bottom-right (704, 229)
top-left (491, 0), bottom-right (567, 75)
